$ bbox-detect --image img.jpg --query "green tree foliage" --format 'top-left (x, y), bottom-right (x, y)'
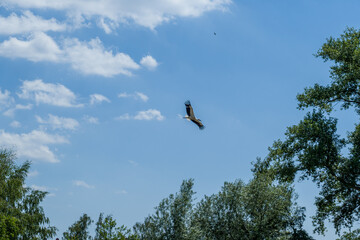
top-left (194, 171), bottom-right (313, 240)
top-left (336, 229), bottom-right (360, 240)
top-left (133, 179), bottom-right (199, 240)
top-left (134, 177), bottom-right (312, 240)
top-left (94, 213), bottom-right (139, 240)
top-left (62, 213), bottom-right (139, 240)
top-left (297, 27), bottom-right (360, 114)
top-left (257, 27), bottom-right (360, 235)
top-left (62, 213), bottom-right (93, 240)
top-left (0, 215), bottom-right (20, 240)
top-left (0, 148), bottom-right (57, 239)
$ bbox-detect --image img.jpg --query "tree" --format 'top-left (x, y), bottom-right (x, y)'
top-left (258, 27), bottom-right (360, 235)
top-left (62, 213), bottom-right (138, 240)
top-left (94, 213), bottom-right (139, 240)
top-left (133, 179), bottom-right (200, 240)
top-left (297, 27), bottom-right (360, 114)
top-left (62, 214), bottom-right (93, 240)
top-left (0, 148), bottom-right (57, 239)
top-left (193, 171), bottom-right (313, 240)
top-left (134, 177), bottom-right (312, 240)
top-left (336, 229), bottom-right (360, 240)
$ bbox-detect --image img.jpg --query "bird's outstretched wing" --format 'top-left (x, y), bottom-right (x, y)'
top-left (185, 100), bottom-right (194, 117)
top-left (192, 119), bottom-right (205, 130)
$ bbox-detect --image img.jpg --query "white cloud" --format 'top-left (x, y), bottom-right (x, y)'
top-left (36, 114), bottom-right (79, 130)
top-left (115, 113), bottom-right (130, 120)
top-left (18, 79), bottom-right (83, 107)
top-left (115, 190), bottom-right (128, 195)
top-left (31, 184), bottom-right (47, 191)
top-left (0, 89), bottom-right (13, 109)
top-left (0, 33), bottom-right (142, 77)
top-left (135, 92), bottom-right (149, 102)
top-left (28, 170), bottom-right (39, 177)
top-left (116, 109), bottom-right (164, 121)
top-left (10, 120), bottom-right (21, 128)
top-left (117, 92), bottom-right (130, 98)
top-left (73, 180), bottom-right (94, 189)
top-left (3, 0), bottom-right (231, 30)
top-left (97, 17), bottom-right (118, 34)
top-left (63, 38), bottom-right (140, 76)
top-left (83, 115), bottom-right (99, 124)
top-left (0, 129), bottom-right (68, 163)
top-left (31, 184), bottom-right (57, 191)
top-left (31, 184), bottom-right (57, 196)
top-left (0, 32), bottom-right (61, 62)
top-left (0, 11), bottom-right (66, 35)
top-left (118, 91), bottom-right (148, 102)
top-left (128, 160), bottom-right (138, 167)
top-left (140, 55), bottom-right (158, 70)
top-left (134, 109), bottom-right (164, 121)
top-left (3, 104), bottom-right (33, 117)
top-left (90, 93), bottom-right (110, 105)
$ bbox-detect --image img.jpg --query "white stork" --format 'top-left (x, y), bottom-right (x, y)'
top-left (184, 100), bottom-right (205, 130)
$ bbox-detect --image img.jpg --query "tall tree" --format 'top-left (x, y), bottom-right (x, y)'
top-left (134, 176), bottom-right (312, 240)
top-left (94, 213), bottom-right (139, 240)
top-left (62, 214), bottom-right (93, 240)
top-left (0, 148), bottom-right (57, 239)
top-left (193, 171), bottom-right (312, 240)
top-left (133, 179), bottom-right (200, 240)
top-left (258, 27), bottom-right (360, 235)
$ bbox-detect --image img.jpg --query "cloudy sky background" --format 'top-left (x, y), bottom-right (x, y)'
top-left (1, 0), bottom-right (360, 238)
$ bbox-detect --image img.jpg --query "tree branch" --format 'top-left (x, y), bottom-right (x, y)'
top-left (327, 96), bottom-right (360, 105)
top-left (324, 161), bottom-right (360, 192)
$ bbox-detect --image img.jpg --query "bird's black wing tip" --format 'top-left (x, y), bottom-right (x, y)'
top-left (199, 125), bottom-right (205, 130)
top-left (185, 100), bottom-right (191, 105)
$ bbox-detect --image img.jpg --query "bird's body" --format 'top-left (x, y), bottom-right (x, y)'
top-left (184, 100), bottom-right (205, 130)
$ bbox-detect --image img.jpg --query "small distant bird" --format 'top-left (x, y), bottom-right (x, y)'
top-left (214, 32), bottom-right (216, 35)
top-left (184, 100), bottom-right (205, 130)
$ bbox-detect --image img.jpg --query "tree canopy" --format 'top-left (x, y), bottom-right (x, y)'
top-left (194, 172), bottom-right (313, 240)
top-left (256, 27), bottom-right (360, 235)
top-left (94, 213), bottom-right (139, 240)
top-left (62, 213), bottom-right (139, 240)
top-left (134, 175), bottom-right (312, 240)
top-left (134, 179), bottom-right (198, 240)
top-left (297, 27), bottom-right (360, 113)
top-left (62, 214), bottom-right (93, 240)
top-left (0, 148), bottom-right (56, 239)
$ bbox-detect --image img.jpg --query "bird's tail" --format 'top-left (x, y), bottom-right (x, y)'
top-left (183, 116), bottom-right (191, 121)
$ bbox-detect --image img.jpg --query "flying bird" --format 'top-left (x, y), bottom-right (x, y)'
top-left (184, 100), bottom-right (205, 130)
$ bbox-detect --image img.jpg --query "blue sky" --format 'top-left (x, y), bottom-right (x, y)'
top-left (0, 1), bottom-right (360, 239)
